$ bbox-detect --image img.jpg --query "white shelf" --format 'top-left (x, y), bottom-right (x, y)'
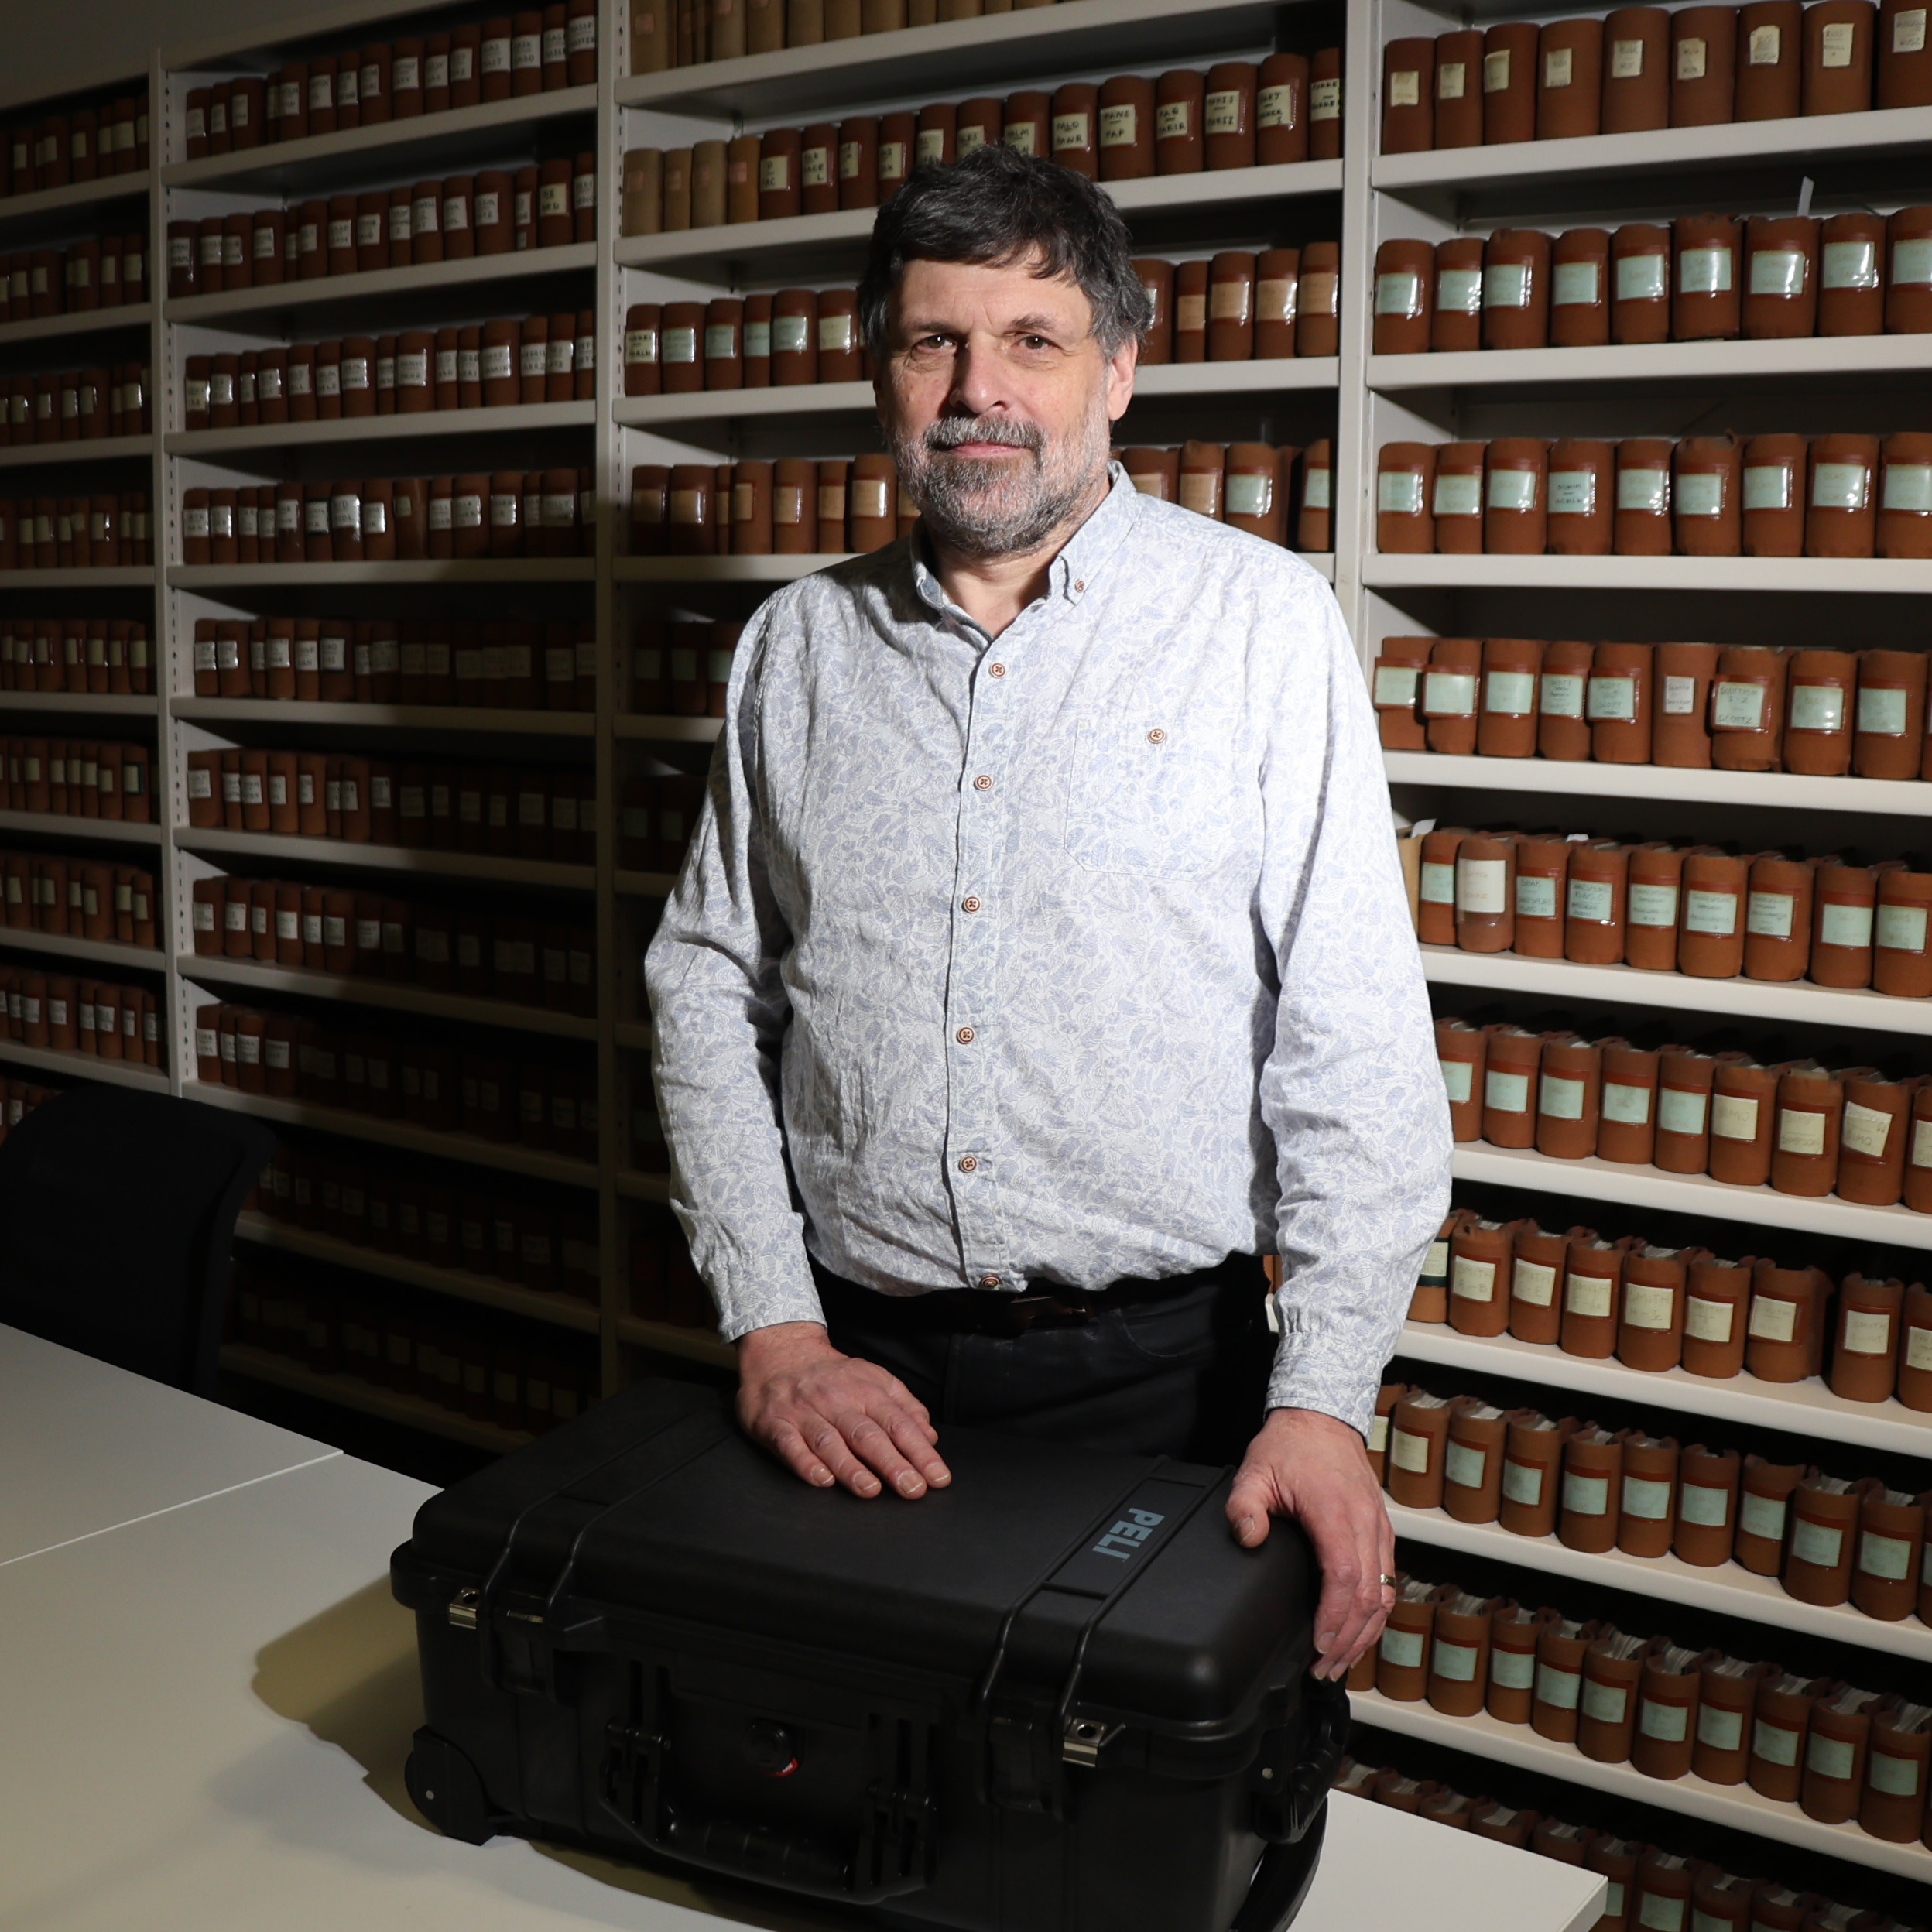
top-left (169, 560), bottom-right (594, 586)
top-left (1420, 944), bottom-right (1932, 1040)
top-left (0, 568), bottom-right (156, 587)
top-left (0, 301), bottom-right (153, 351)
top-left (163, 85), bottom-right (597, 197)
top-left (233, 1211), bottom-right (601, 1333)
top-left (1371, 334), bottom-right (1932, 393)
top-left (614, 868), bottom-right (679, 897)
top-left (1394, 1322), bottom-right (1932, 1458)
top-left (184, 1081), bottom-right (601, 1190)
top-left (0, 690), bottom-right (157, 715)
top-left (615, 714), bottom-right (722, 742)
top-left (1384, 751), bottom-right (1932, 817)
top-left (172, 697), bottom-right (594, 734)
top-left (174, 825), bottom-right (594, 890)
top-left (616, 0), bottom-right (1285, 118)
top-left (1451, 1142), bottom-right (1932, 1251)
top-left (167, 400), bottom-right (592, 457)
top-left (0, 435), bottom-right (152, 472)
top-left (0, 1040), bottom-right (166, 1090)
top-left (616, 1314), bottom-right (735, 1368)
top-left (179, 954), bottom-right (598, 1040)
top-left (615, 161), bottom-right (1342, 283)
top-left (217, 1342), bottom-right (532, 1452)
top-left (0, 926), bottom-right (161, 971)
top-left (0, 170), bottom-right (151, 236)
top-left (1374, 104), bottom-right (1932, 197)
top-left (1365, 554), bottom-right (1932, 594)
top-left (0, 810), bottom-right (161, 846)
top-left (611, 358), bottom-right (1341, 433)
top-left (1386, 1500), bottom-right (1932, 1663)
top-left (1350, 1689), bottom-right (1932, 1880)
top-left (612, 553), bottom-right (845, 581)
top-left (614, 1170), bottom-right (672, 1203)
top-left (166, 241), bottom-right (597, 326)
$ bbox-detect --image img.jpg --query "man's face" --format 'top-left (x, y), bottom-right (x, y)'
top-left (877, 252), bottom-right (1138, 558)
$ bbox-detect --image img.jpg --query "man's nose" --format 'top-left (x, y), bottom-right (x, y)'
top-left (945, 334), bottom-right (1009, 419)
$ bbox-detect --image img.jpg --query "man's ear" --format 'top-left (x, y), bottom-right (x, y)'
top-left (1104, 334), bottom-right (1139, 425)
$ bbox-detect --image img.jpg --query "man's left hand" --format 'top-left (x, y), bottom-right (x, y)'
top-left (1226, 1406), bottom-right (1394, 1682)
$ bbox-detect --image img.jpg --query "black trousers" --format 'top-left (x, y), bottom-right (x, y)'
top-left (813, 1254), bottom-right (1275, 1467)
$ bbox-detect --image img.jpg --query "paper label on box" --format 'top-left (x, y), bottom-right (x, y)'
top-left (1540, 1073), bottom-right (1586, 1120)
top-left (1375, 272), bottom-right (1423, 319)
top-left (1436, 267), bottom-right (1482, 318)
top-left (1623, 1281), bottom-right (1674, 1330)
top-left (1581, 1677), bottom-right (1626, 1724)
top-left (1859, 1530), bottom-right (1910, 1580)
top-left (1516, 874), bottom-right (1558, 920)
top-left (1879, 901), bottom-right (1928, 953)
top-left (1739, 1490), bottom-right (1787, 1541)
top-left (1368, 1414), bottom-right (1389, 1453)
top-left (1742, 464), bottom-right (1794, 511)
top-left (1753, 1719), bottom-right (1800, 1766)
top-left (1697, 1704), bottom-right (1743, 1752)
top-left (1787, 683), bottom-right (1845, 732)
top-left (1748, 22), bottom-right (1783, 62)
top-left (1869, 1749), bottom-right (1922, 1797)
top-left (1536, 1663), bottom-right (1581, 1711)
top-left (1748, 1293), bottom-right (1797, 1343)
top-left (1487, 468), bottom-right (1539, 512)
top-left (1586, 673), bottom-right (1636, 721)
top-left (1684, 887), bottom-right (1738, 935)
top-left (1812, 461), bottom-right (1870, 510)
top-left (1628, 882), bottom-right (1678, 928)
top-left (1807, 1732), bottom-right (1855, 1781)
top-left (1387, 70), bottom-right (1421, 108)
top-left (1746, 889), bottom-right (1795, 937)
top-left (1098, 104), bottom-right (1137, 147)
top-left (1444, 1441), bottom-right (1487, 1491)
top-left (1303, 465), bottom-right (1331, 507)
top-left (1502, 1458), bottom-right (1543, 1506)
top-left (1615, 252), bottom-right (1667, 303)
top-left (1841, 1303), bottom-right (1891, 1351)
top-left (1485, 670), bottom-right (1536, 714)
top-left (1676, 35), bottom-right (1708, 78)
top-left (1379, 470), bottom-right (1425, 515)
top-left (1790, 1516), bottom-right (1842, 1568)
top-left (1433, 471), bottom-right (1482, 516)
top-left (1485, 1068), bottom-right (1529, 1114)
top-left (1484, 263), bottom-right (1530, 310)
top-left (1310, 78), bottom-right (1341, 118)
top-left (1913, 1321), bottom-right (1932, 1366)
top-left (1676, 471), bottom-right (1725, 518)
top-left (1512, 1259), bottom-right (1556, 1307)
top-left (1492, 1645), bottom-right (1535, 1689)
top-left (1483, 48), bottom-right (1512, 90)
top-left (1817, 900), bottom-right (1874, 951)
top-left (1566, 1273), bottom-right (1613, 1318)
top-left (1436, 62), bottom-right (1466, 99)
top-left (1549, 470), bottom-right (1597, 516)
top-left (1617, 465), bottom-right (1668, 512)
top-left (1379, 1626), bottom-right (1424, 1668)
top-left (1776, 1107), bottom-right (1826, 1156)
top-left (1420, 861), bottom-right (1455, 905)
top-left (1440, 1057), bottom-right (1473, 1104)
top-left (1543, 46), bottom-right (1574, 87)
top-left (1602, 1081), bottom-right (1653, 1126)
top-left (1639, 1698), bottom-right (1687, 1742)
top-left (1156, 101), bottom-right (1191, 140)
top-left (1896, 6), bottom-right (1928, 51)
top-left (1423, 1239), bottom-right (1450, 1283)
top-left (1612, 36), bottom-right (1646, 77)
top-left (1553, 260), bottom-right (1600, 307)
top-left (1623, 1475), bottom-right (1672, 1520)
top-left (1389, 1427), bottom-right (1430, 1475)
top-left (1679, 1481), bottom-right (1730, 1526)
top-left (1460, 858), bottom-right (1507, 915)
top-left (1822, 238), bottom-right (1879, 289)
top-left (1225, 473), bottom-right (1272, 517)
top-left (1563, 1470), bottom-right (1609, 1516)
top-left (1711, 1092), bottom-right (1759, 1142)
top-left (1749, 246), bottom-right (1807, 298)
top-left (1432, 1638), bottom-right (1478, 1682)
top-left (1821, 20), bottom-right (1858, 64)
top-left (1883, 462), bottom-right (1932, 512)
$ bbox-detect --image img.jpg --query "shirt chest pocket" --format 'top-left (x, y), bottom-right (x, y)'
top-left (1064, 718), bottom-right (1248, 878)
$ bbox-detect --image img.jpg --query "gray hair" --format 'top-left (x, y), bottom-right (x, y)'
top-left (856, 141), bottom-right (1148, 362)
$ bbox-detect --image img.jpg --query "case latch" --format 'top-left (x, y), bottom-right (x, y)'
top-left (1060, 1717), bottom-right (1122, 1767)
top-left (447, 1586), bottom-right (481, 1630)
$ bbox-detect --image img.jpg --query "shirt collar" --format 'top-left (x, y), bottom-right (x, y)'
top-left (909, 461), bottom-right (1140, 624)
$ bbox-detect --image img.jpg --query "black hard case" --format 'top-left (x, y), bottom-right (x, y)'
top-left (392, 1379), bottom-right (1341, 1932)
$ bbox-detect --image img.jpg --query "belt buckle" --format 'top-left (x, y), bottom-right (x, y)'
top-left (1005, 1294), bottom-right (1091, 1334)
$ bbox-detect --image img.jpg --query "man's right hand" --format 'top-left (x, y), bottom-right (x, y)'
top-left (736, 1321), bottom-right (952, 1500)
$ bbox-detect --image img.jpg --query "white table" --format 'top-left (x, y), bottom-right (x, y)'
top-left (0, 1435), bottom-right (1605, 1932)
top-left (0, 1323), bottom-right (338, 1568)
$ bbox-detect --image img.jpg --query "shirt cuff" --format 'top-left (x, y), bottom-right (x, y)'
top-left (1264, 1317), bottom-right (1380, 1439)
top-left (680, 1211), bottom-right (826, 1343)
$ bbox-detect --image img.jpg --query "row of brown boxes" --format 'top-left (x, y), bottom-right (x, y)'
top-left (181, 471), bottom-right (594, 565)
top-left (1372, 212), bottom-right (1932, 357)
top-left (187, 6), bottom-right (595, 161)
top-left (632, 616), bottom-right (737, 717)
top-left (629, 1214), bottom-right (715, 1330)
top-left (193, 1003), bottom-right (598, 1160)
top-left (1124, 441), bottom-right (1334, 551)
top-left (618, 55), bottom-right (1338, 235)
top-left (2, 366), bottom-right (152, 444)
top-left (0, 739), bottom-right (153, 821)
top-left (0, 968), bottom-right (160, 1068)
top-left (1375, 434), bottom-right (1932, 557)
top-left (1437, 1014), bottom-right (1932, 1213)
top-left (1380, 1), bottom-right (1928, 156)
top-left (620, 772), bottom-right (707, 876)
top-left (1356, 1574), bottom-right (1932, 1849)
top-left (0, 1078), bottom-right (55, 1145)
top-left (0, 240), bottom-right (146, 324)
top-left (229, 1256), bottom-right (597, 1439)
top-left (1336, 1754), bottom-right (1915, 1932)
top-left (1, 851), bottom-right (156, 948)
top-left (165, 163), bottom-right (591, 300)
top-left (190, 874), bottom-right (593, 1017)
top-left (1412, 1212), bottom-right (1932, 1409)
top-left (0, 495), bottom-right (152, 571)
top-left (0, 94), bottom-right (146, 197)
top-left (1378, 1382), bottom-right (1927, 1622)
top-left (187, 616), bottom-right (592, 709)
top-left (0, 616), bottom-right (152, 694)
top-left (1379, 639), bottom-right (1932, 777)
top-left (182, 317), bottom-right (593, 430)
top-left (183, 752), bottom-right (591, 863)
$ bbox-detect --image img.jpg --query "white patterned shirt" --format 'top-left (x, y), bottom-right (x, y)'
top-left (644, 467), bottom-right (1451, 1433)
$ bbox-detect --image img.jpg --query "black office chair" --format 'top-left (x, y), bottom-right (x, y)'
top-left (0, 1087), bottom-right (276, 1396)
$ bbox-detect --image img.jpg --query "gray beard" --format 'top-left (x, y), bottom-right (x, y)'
top-left (889, 405), bottom-right (1112, 560)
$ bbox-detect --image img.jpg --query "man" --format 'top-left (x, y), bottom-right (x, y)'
top-left (645, 142), bottom-right (1451, 1683)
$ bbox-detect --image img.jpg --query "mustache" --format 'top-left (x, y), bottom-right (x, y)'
top-left (923, 414), bottom-right (1043, 454)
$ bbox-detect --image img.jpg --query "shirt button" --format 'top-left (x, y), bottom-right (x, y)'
top-left (988, 663), bottom-right (1006, 677)
top-left (958, 1155), bottom-right (978, 1172)
top-left (972, 774), bottom-right (993, 791)
top-left (979, 1274), bottom-right (1000, 1288)
top-left (955, 1026), bottom-right (975, 1043)
top-left (1148, 727), bottom-right (1167, 744)
top-left (961, 896), bottom-right (981, 913)
top-left (1074, 580), bottom-right (1084, 592)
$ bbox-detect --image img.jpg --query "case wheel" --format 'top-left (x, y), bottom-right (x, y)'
top-left (406, 1726), bottom-right (496, 1844)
